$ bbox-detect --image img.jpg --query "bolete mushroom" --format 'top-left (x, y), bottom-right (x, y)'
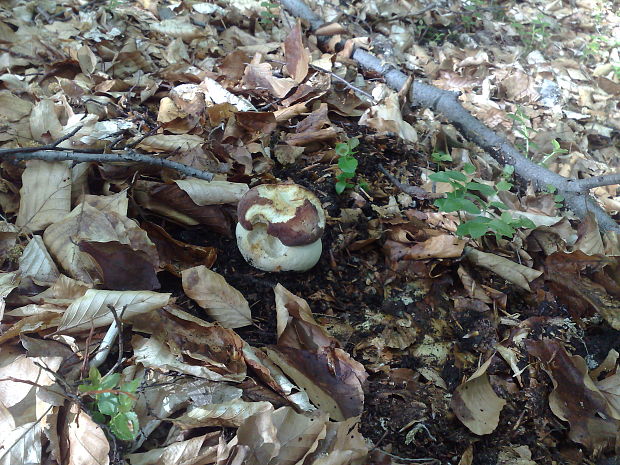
top-left (236, 183), bottom-right (325, 272)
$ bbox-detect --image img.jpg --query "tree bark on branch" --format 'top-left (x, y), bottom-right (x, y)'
top-left (0, 149), bottom-right (215, 181)
top-left (280, 0), bottom-right (620, 234)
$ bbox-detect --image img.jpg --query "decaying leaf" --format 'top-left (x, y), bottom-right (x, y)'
top-left (451, 356), bottom-right (506, 435)
top-left (182, 265), bottom-right (252, 328)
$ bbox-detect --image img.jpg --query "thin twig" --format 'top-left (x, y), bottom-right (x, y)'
top-left (379, 164), bottom-right (438, 200)
top-left (1, 149), bottom-right (215, 181)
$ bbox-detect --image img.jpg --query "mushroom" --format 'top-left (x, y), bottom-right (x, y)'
top-left (236, 183), bottom-right (325, 272)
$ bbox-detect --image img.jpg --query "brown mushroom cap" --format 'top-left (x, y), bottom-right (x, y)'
top-left (237, 184), bottom-right (325, 247)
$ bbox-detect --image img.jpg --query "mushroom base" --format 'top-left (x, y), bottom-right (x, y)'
top-left (235, 223), bottom-right (322, 272)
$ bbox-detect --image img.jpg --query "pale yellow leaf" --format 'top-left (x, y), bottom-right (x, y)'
top-left (58, 289), bottom-right (170, 333)
top-left (16, 161), bottom-right (71, 232)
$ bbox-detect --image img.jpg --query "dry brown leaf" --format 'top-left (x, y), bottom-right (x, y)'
top-left (64, 405), bottom-right (110, 465)
top-left (173, 400), bottom-right (272, 428)
top-left (16, 161), bottom-right (71, 232)
top-left (58, 289), bottom-right (170, 333)
top-left (182, 265), bottom-right (252, 328)
top-left (527, 339), bottom-right (620, 452)
top-left (465, 247), bottom-right (542, 291)
top-left (284, 20), bottom-right (310, 83)
top-left (451, 356), bottom-right (506, 435)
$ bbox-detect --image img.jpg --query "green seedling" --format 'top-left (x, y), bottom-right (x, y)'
top-left (259, 2), bottom-right (279, 25)
top-left (540, 139), bottom-right (568, 167)
top-left (430, 162), bottom-right (535, 240)
top-left (78, 367), bottom-right (141, 441)
top-left (431, 150), bottom-right (452, 164)
top-left (507, 106), bottom-right (538, 156)
top-left (335, 137), bottom-right (367, 194)
top-left (545, 184), bottom-right (565, 209)
top-left (511, 14), bottom-right (552, 52)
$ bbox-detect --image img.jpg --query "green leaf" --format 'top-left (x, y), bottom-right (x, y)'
top-left (457, 220), bottom-right (489, 238)
top-left (118, 392), bottom-right (135, 413)
top-left (554, 194), bottom-right (564, 202)
top-left (335, 181), bottom-right (347, 194)
top-left (437, 197), bottom-right (481, 214)
top-left (100, 374), bottom-right (120, 390)
top-left (488, 219), bottom-right (516, 238)
top-left (463, 163), bottom-right (477, 175)
top-left (335, 143), bottom-right (349, 157)
top-left (500, 211), bottom-right (513, 223)
top-left (502, 165), bottom-right (515, 177)
top-left (110, 411), bottom-right (139, 441)
top-left (347, 137), bottom-right (360, 151)
top-left (96, 393), bottom-right (120, 416)
top-left (513, 217), bottom-right (536, 229)
top-left (489, 201), bottom-right (508, 210)
top-left (429, 170), bottom-right (467, 183)
top-left (495, 180), bottom-right (513, 191)
top-left (122, 379), bottom-right (141, 394)
top-left (89, 367), bottom-right (101, 386)
top-left (338, 155), bottom-right (358, 173)
top-left (431, 151), bottom-right (452, 162)
top-left (545, 184), bottom-right (557, 193)
top-left (337, 171), bottom-right (354, 180)
top-left (91, 411), bottom-right (106, 424)
top-left (465, 182), bottom-right (496, 196)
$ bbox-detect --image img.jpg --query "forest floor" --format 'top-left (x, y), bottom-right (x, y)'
top-left (0, 0), bottom-right (619, 464)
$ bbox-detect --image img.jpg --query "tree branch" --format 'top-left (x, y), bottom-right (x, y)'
top-left (279, 0), bottom-right (619, 233)
top-left (1, 149), bottom-right (215, 181)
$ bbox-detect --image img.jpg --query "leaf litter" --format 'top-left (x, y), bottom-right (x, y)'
top-left (0, 0), bottom-right (618, 464)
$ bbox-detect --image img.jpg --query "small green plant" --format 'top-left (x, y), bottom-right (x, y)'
top-left (78, 367), bottom-right (141, 441)
top-left (431, 150), bottom-right (452, 164)
top-left (259, 2), bottom-right (279, 26)
top-left (462, 0), bottom-right (486, 32)
top-left (540, 138), bottom-right (568, 166)
top-left (508, 107), bottom-right (568, 167)
top-left (334, 137), bottom-right (367, 194)
top-left (430, 163), bottom-right (535, 240)
top-left (507, 106), bottom-right (538, 156)
top-left (512, 14), bottom-right (552, 52)
top-left (545, 184), bottom-right (565, 209)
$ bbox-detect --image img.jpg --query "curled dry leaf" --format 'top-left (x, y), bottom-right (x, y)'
top-left (174, 179), bottom-right (249, 205)
top-left (464, 246), bottom-right (542, 291)
top-left (43, 201), bottom-right (159, 285)
top-left (359, 89), bottom-right (418, 143)
top-left (451, 356), bottom-right (506, 435)
top-left (18, 235), bottom-right (60, 291)
top-left (526, 339), bottom-right (620, 453)
top-left (132, 335), bottom-right (245, 383)
top-left (182, 265), bottom-right (252, 329)
top-left (265, 346), bottom-right (366, 421)
top-left (284, 20), bottom-right (310, 83)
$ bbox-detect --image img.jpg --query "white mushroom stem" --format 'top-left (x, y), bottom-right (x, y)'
top-left (89, 320), bottom-right (119, 369)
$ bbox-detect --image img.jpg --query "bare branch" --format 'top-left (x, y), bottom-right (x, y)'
top-left (1, 149), bottom-right (215, 181)
top-left (566, 173), bottom-right (620, 191)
